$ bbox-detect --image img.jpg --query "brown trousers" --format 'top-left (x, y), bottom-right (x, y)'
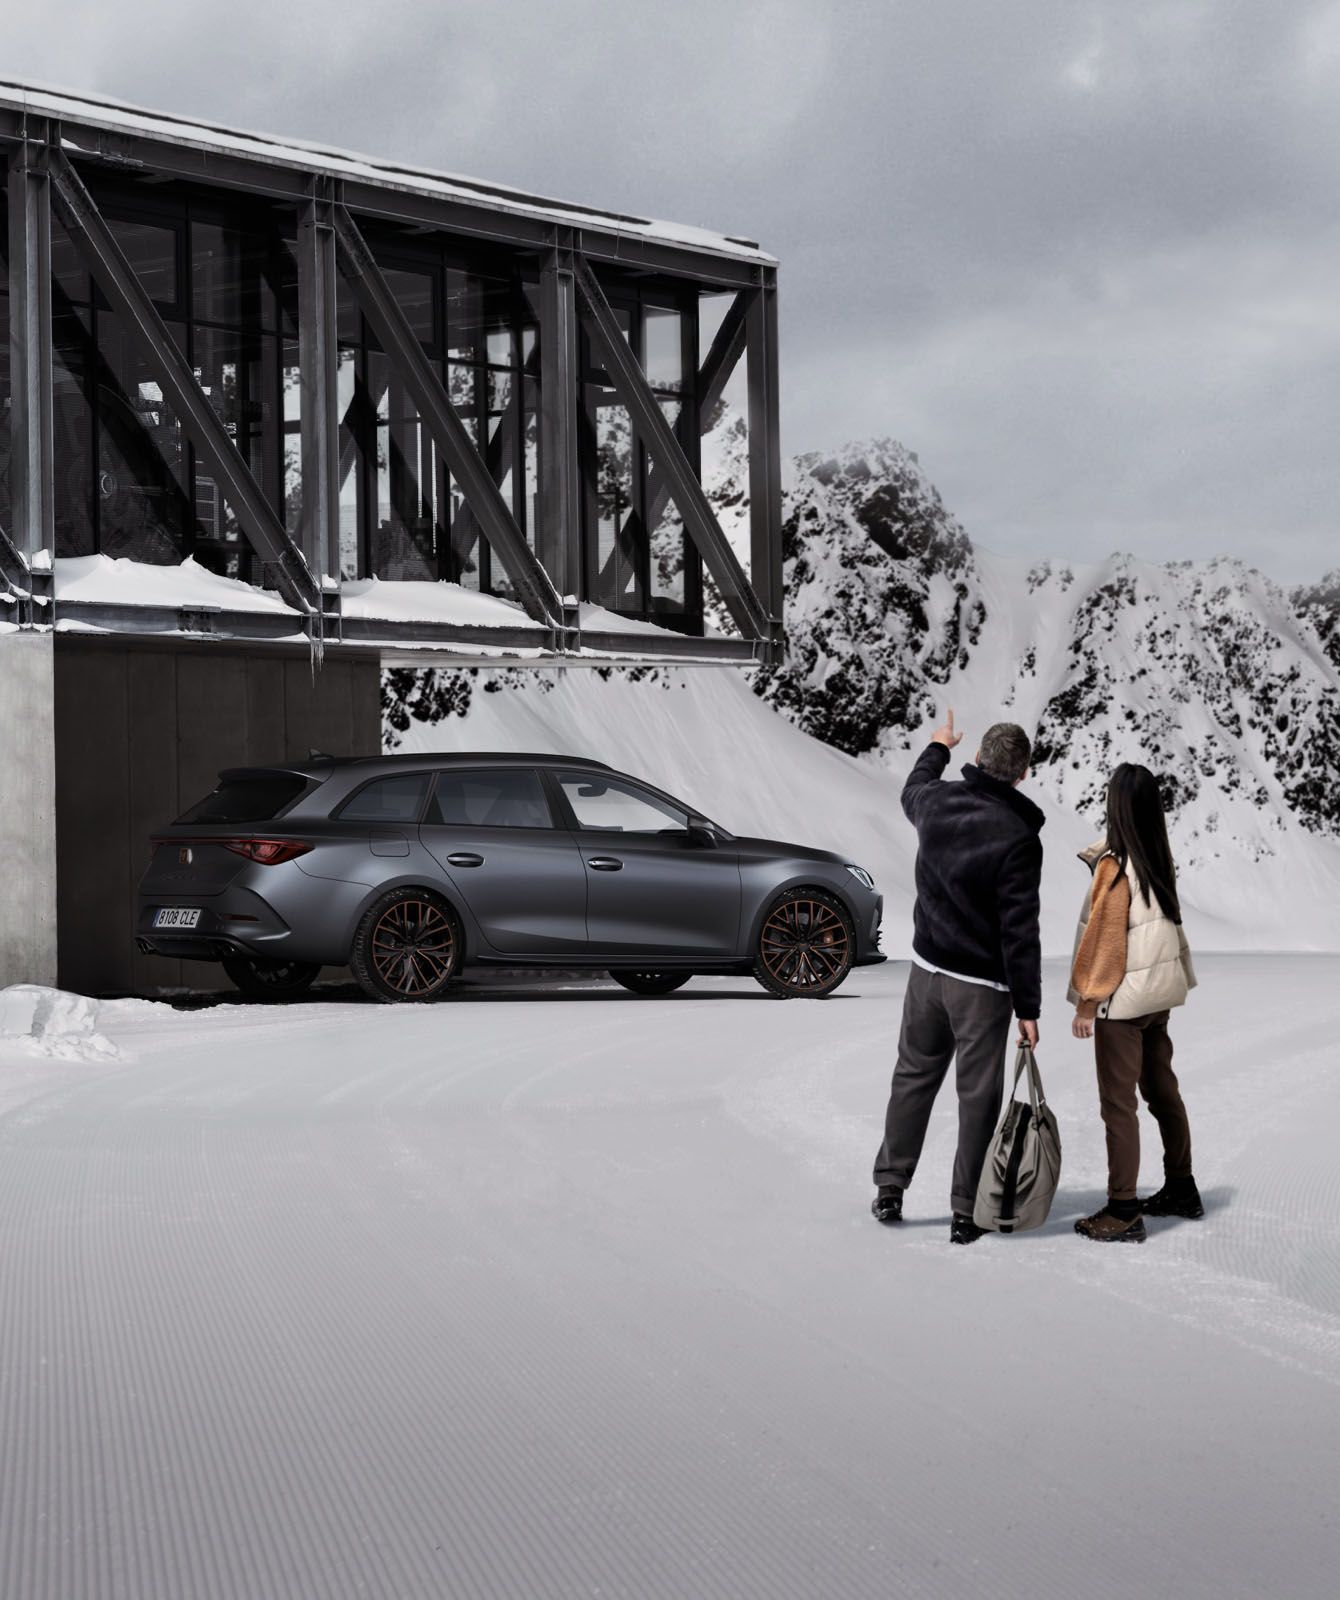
top-left (1093, 1010), bottom-right (1193, 1201)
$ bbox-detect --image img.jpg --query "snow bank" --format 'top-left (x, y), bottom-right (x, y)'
top-left (0, 985), bottom-right (121, 1061)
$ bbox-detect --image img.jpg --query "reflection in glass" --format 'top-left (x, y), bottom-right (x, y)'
top-left (193, 220), bottom-right (276, 330)
top-left (591, 394), bottom-right (640, 611)
top-left (108, 218), bottom-right (178, 307)
top-left (51, 214), bottom-right (90, 306)
top-left (383, 267), bottom-right (435, 346)
top-left (647, 398), bottom-right (687, 615)
top-left (447, 267), bottom-right (513, 365)
top-left (643, 306), bottom-right (683, 392)
top-left (523, 376), bottom-right (540, 553)
top-left (193, 326), bottom-right (266, 556)
top-left (370, 351), bottom-right (439, 582)
top-left (95, 314), bottom-right (189, 564)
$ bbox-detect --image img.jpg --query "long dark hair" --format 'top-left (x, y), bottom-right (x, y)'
top-left (1105, 763), bottom-right (1182, 924)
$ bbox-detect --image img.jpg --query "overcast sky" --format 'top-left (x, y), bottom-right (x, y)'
top-left (8, 0), bottom-right (1340, 579)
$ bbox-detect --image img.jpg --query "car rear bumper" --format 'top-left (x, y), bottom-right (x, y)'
top-left (135, 885), bottom-right (297, 963)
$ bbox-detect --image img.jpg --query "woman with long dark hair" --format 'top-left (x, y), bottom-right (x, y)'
top-left (1067, 763), bottom-right (1201, 1242)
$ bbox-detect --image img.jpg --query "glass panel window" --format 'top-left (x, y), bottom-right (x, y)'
top-left (192, 220), bottom-right (275, 329)
top-left (581, 309), bottom-right (633, 383)
top-left (447, 267), bottom-right (512, 365)
top-left (337, 773), bottom-right (432, 823)
top-left (107, 217), bottom-right (178, 308)
top-left (427, 770), bottom-right (553, 829)
top-left (336, 347), bottom-right (360, 580)
top-left (558, 775), bottom-right (687, 834)
top-left (647, 400), bottom-right (687, 615)
top-left (382, 266), bottom-right (436, 347)
top-left (193, 326), bottom-right (266, 553)
top-left (51, 308), bottom-right (96, 557)
top-left (51, 214), bottom-right (91, 305)
top-left (95, 314), bottom-right (190, 564)
top-left (644, 306), bottom-right (684, 392)
top-left (370, 352), bottom-right (439, 582)
top-left (589, 393), bottom-right (640, 610)
top-left (523, 376), bottom-right (540, 549)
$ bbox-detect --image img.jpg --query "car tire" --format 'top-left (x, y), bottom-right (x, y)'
top-left (752, 888), bottom-right (855, 999)
top-left (608, 970), bottom-right (692, 996)
top-left (221, 955), bottom-right (321, 1002)
top-left (350, 887), bottom-right (463, 1003)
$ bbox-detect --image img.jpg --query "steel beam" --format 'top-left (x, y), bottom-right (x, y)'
top-left (538, 247), bottom-right (582, 602)
top-left (7, 131), bottom-right (55, 566)
top-left (297, 181), bottom-right (341, 579)
top-left (747, 274), bottom-right (784, 636)
top-left (572, 253), bottom-right (772, 643)
top-left (597, 288), bottom-right (752, 591)
top-left (331, 203), bottom-right (564, 629)
top-left (46, 150), bottom-right (322, 623)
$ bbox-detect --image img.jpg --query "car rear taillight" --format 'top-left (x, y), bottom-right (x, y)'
top-left (222, 839), bottom-right (313, 865)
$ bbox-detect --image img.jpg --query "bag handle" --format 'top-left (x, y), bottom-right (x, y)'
top-left (1011, 1043), bottom-right (1047, 1117)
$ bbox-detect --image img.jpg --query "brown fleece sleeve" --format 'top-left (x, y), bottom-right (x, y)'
top-left (1070, 857), bottom-right (1130, 1017)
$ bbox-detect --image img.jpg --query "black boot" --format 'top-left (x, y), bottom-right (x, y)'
top-left (1140, 1175), bottom-right (1204, 1219)
top-left (871, 1185), bottom-right (903, 1224)
top-left (950, 1212), bottom-right (984, 1245)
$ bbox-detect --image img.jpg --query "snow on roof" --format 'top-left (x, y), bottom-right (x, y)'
top-left (338, 577), bottom-right (544, 631)
top-left (54, 554), bottom-right (298, 613)
top-left (0, 77), bottom-right (774, 267)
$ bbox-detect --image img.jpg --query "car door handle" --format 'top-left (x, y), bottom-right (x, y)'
top-left (446, 852), bottom-right (485, 867)
top-left (587, 856), bottom-right (624, 871)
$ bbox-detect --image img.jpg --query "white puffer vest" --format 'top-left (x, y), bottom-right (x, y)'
top-left (1066, 839), bottom-right (1198, 1022)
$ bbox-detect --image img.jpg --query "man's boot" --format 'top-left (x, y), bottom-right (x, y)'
top-left (950, 1212), bottom-right (985, 1245)
top-left (871, 1185), bottom-right (904, 1224)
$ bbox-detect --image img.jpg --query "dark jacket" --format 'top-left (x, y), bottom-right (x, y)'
top-left (901, 743), bottom-right (1045, 1019)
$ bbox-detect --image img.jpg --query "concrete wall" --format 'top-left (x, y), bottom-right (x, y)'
top-left (0, 631), bottom-right (59, 988)
top-left (53, 637), bottom-right (381, 996)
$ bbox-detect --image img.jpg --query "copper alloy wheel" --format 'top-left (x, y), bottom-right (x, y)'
top-left (369, 897), bottom-right (457, 999)
top-left (757, 894), bottom-right (852, 995)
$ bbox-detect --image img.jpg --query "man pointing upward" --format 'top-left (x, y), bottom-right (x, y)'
top-left (871, 709), bottom-right (1044, 1243)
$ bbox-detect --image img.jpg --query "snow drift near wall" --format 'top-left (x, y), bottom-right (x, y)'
top-left (387, 666), bottom-right (1340, 955)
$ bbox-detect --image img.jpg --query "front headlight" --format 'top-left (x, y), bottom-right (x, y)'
top-left (845, 864), bottom-right (875, 891)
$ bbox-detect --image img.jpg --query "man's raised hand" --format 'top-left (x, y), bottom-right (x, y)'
top-left (931, 707), bottom-right (964, 749)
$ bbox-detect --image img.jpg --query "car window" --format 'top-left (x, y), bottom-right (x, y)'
top-left (336, 773), bottom-right (432, 823)
top-left (426, 769), bottom-right (553, 829)
top-left (177, 774), bottom-right (308, 824)
top-left (557, 775), bottom-right (688, 834)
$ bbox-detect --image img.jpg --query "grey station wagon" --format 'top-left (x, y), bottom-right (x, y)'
top-left (136, 753), bottom-right (884, 1002)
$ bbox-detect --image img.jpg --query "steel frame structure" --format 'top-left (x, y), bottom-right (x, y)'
top-left (1, 91), bottom-right (783, 665)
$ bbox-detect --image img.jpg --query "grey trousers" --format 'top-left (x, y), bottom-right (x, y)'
top-left (873, 962), bottom-right (1014, 1216)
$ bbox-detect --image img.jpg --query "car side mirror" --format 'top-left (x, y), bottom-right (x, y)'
top-left (687, 814), bottom-right (717, 848)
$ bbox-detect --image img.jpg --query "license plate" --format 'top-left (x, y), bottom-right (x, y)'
top-left (154, 907), bottom-right (202, 930)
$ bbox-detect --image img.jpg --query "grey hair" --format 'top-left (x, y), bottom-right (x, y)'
top-left (977, 722), bottom-right (1032, 785)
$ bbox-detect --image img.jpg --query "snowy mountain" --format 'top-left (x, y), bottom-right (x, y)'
top-left (717, 435), bottom-right (1340, 873)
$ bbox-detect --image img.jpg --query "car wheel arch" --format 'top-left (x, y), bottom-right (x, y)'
top-left (344, 874), bottom-right (480, 965)
top-left (742, 876), bottom-right (861, 953)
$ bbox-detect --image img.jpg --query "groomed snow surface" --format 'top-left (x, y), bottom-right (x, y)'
top-left (2, 957), bottom-right (1338, 1599)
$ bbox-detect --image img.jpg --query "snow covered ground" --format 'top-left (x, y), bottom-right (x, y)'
top-left (2, 957), bottom-right (1338, 1598)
